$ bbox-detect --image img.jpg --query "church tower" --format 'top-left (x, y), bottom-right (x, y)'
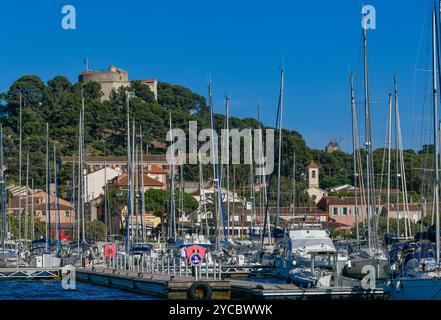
top-left (308, 160), bottom-right (319, 188)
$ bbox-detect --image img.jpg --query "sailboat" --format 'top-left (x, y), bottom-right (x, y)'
top-left (342, 13), bottom-right (388, 281)
top-left (385, 4), bottom-right (441, 300)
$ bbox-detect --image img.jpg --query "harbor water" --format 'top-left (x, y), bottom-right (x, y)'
top-left (0, 280), bottom-right (158, 300)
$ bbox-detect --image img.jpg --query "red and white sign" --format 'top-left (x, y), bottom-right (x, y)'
top-left (104, 244), bottom-right (117, 260)
top-left (183, 245), bottom-right (207, 263)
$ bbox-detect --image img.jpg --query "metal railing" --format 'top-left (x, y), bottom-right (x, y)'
top-left (105, 254), bottom-right (223, 281)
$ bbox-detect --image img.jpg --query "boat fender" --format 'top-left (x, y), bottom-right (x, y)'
top-left (396, 281), bottom-right (401, 292)
top-left (187, 281), bottom-right (213, 300)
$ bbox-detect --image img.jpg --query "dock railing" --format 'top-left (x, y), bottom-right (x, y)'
top-left (105, 253), bottom-right (224, 280)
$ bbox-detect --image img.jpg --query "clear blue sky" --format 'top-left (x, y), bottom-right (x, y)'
top-left (0, 0), bottom-right (436, 152)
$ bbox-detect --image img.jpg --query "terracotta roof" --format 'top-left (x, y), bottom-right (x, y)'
top-left (325, 197), bottom-right (364, 205)
top-left (149, 164), bottom-right (166, 174)
top-left (308, 160), bottom-right (319, 169)
top-left (34, 203), bottom-right (73, 211)
top-left (109, 174), bottom-right (164, 187)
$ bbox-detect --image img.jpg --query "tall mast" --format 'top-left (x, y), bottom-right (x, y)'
top-left (169, 112), bottom-right (176, 242)
top-left (350, 73), bottom-right (360, 243)
top-left (104, 157), bottom-right (109, 237)
top-left (257, 105), bottom-right (264, 238)
top-left (54, 145), bottom-right (62, 249)
top-left (362, 17), bottom-right (375, 250)
top-left (291, 151), bottom-right (296, 221)
top-left (19, 92), bottom-right (22, 187)
top-left (208, 83), bottom-right (219, 246)
top-left (198, 153), bottom-right (209, 236)
top-left (275, 69), bottom-right (284, 228)
top-left (24, 153), bottom-right (29, 239)
top-left (46, 123), bottom-right (51, 252)
top-left (386, 92), bottom-right (393, 235)
top-left (225, 96), bottom-right (230, 238)
top-left (125, 91), bottom-right (131, 251)
top-left (1, 124), bottom-right (5, 254)
top-left (80, 92), bottom-right (86, 242)
top-left (140, 128), bottom-right (145, 243)
top-left (31, 178), bottom-right (34, 240)
top-left (432, 7), bottom-right (440, 264)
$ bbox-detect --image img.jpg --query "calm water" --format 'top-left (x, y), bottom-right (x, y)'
top-left (0, 280), bottom-right (158, 300)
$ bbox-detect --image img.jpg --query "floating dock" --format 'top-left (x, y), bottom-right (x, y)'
top-left (76, 267), bottom-right (386, 300)
top-left (76, 268), bottom-right (230, 299)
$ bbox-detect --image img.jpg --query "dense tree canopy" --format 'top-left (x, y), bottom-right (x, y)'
top-left (0, 74), bottom-right (433, 208)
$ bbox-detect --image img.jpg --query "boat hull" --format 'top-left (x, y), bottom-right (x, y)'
top-left (343, 258), bottom-right (387, 280)
top-left (387, 277), bottom-right (441, 300)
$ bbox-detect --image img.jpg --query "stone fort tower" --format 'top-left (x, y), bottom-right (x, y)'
top-left (79, 65), bottom-right (158, 101)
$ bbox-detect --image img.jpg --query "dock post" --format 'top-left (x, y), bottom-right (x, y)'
top-left (167, 257), bottom-right (170, 275)
top-left (173, 257), bottom-right (176, 276)
top-left (179, 257), bottom-right (182, 277)
top-left (213, 260), bottom-right (216, 280)
top-left (219, 260), bottom-right (222, 280)
top-left (206, 262), bottom-right (209, 279)
top-left (162, 256), bottom-right (165, 274)
top-left (124, 254), bottom-right (127, 270)
top-left (185, 258), bottom-right (188, 277)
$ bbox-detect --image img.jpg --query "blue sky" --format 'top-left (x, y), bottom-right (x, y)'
top-left (0, 0), bottom-right (436, 151)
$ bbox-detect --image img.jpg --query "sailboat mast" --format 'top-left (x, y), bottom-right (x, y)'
top-left (125, 91), bottom-right (131, 251)
top-left (24, 153), bottom-right (29, 239)
top-left (291, 151), bottom-right (296, 221)
top-left (104, 158), bottom-right (109, 236)
top-left (31, 178), bottom-right (34, 240)
top-left (169, 112), bottom-right (176, 242)
top-left (80, 93), bottom-right (86, 242)
top-left (362, 19), bottom-right (375, 250)
top-left (19, 92), bottom-right (22, 187)
top-left (46, 123), bottom-right (51, 252)
top-left (54, 145), bottom-right (62, 246)
top-left (350, 72), bottom-right (360, 243)
top-left (140, 128), bottom-right (145, 243)
top-left (275, 69), bottom-right (284, 228)
top-left (225, 96), bottom-right (230, 239)
top-left (432, 7), bottom-right (440, 264)
top-left (386, 92), bottom-right (392, 235)
top-left (1, 124), bottom-right (5, 254)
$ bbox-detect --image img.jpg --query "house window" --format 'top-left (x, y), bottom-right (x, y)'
top-left (312, 170), bottom-right (316, 179)
top-left (342, 207), bottom-right (348, 216)
top-left (64, 211), bottom-right (70, 217)
top-left (41, 210), bottom-right (46, 216)
top-left (332, 207), bottom-right (338, 216)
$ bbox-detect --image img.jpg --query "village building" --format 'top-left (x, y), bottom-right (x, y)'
top-left (7, 191), bottom-right (75, 241)
top-left (305, 161), bottom-right (328, 204)
top-left (85, 167), bottom-right (121, 202)
top-left (60, 154), bottom-right (169, 174)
